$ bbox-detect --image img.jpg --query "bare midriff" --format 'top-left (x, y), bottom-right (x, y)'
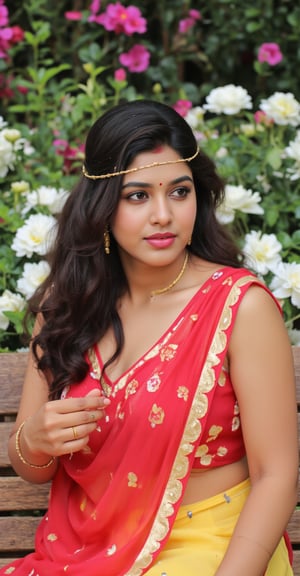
top-left (181, 457), bottom-right (249, 505)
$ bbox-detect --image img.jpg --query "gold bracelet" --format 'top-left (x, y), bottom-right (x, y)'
top-left (15, 420), bottom-right (56, 469)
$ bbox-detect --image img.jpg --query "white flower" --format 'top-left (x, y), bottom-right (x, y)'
top-left (22, 185), bottom-right (70, 215)
top-left (0, 289), bottom-right (25, 330)
top-left (216, 184), bottom-right (264, 224)
top-left (185, 106), bottom-right (205, 129)
top-left (288, 329), bottom-right (300, 346)
top-left (2, 128), bottom-right (21, 143)
top-left (260, 92), bottom-right (300, 126)
top-left (17, 260), bottom-right (51, 299)
top-left (243, 231), bottom-right (282, 275)
top-left (215, 146), bottom-right (228, 159)
top-left (284, 131), bottom-right (300, 179)
top-left (11, 213), bottom-right (57, 257)
top-left (0, 132), bottom-right (15, 177)
top-left (270, 262), bottom-right (300, 307)
top-left (203, 84), bottom-right (252, 115)
top-left (0, 116), bottom-right (7, 130)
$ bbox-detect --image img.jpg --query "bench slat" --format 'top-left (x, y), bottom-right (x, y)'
top-left (0, 477), bottom-right (49, 510)
top-left (0, 352), bottom-right (28, 414)
top-left (0, 516), bottom-right (41, 551)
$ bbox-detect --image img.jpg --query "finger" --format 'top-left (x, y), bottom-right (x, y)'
top-left (86, 388), bottom-right (101, 397)
top-left (53, 394), bottom-right (110, 415)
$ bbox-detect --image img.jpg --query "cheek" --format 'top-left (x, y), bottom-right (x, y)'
top-left (111, 208), bottom-right (144, 242)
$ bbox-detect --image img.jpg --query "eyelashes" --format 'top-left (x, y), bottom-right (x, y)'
top-left (123, 186), bottom-right (192, 202)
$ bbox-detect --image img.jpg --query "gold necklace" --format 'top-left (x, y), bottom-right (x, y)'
top-left (150, 252), bottom-right (189, 298)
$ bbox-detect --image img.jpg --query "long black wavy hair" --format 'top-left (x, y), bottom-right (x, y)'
top-left (28, 99), bottom-right (244, 399)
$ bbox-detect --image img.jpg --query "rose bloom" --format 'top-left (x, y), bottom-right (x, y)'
top-left (22, 185), bottom-right (70, 215)
top-left (258, 42), bottom-right (283, 66)
top-left (0, 289), bottom-right (25, 330)
top-left (203, 84), bottom-right (252, 115)
top-left (185, 106), bottom-right (205, 129)
top-left (173, 99), bottom-right (192, 117)
top-left (119, 44), bottom-right (150, 72)
top-left (216, 184), bottom-right (264, 224)
top-left (259, 92), bottom-right (300, 126)
top-left (243, 231), bottom-right (282, 275)
top-left (17, 261), bottom-right (50, 299)
top-left (270, 262), bottom-right (300, 307)
top-left (12, 213), bottom-right (57, 257)
top-left (114, 68), bottom-right (126, 82)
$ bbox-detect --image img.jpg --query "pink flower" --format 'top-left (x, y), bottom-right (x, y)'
top-left (0, 73), bottom-right (13, 98)
top-left (257, 43), bottom-right (283, 66)
top-left (90, 0), bottom-right (101, 14)
top-left (254, 110), bottom-right (274, 126)
top-left (53, 139), bottom-right (85, 174)
top-left (189, 9), bottom-right (201, 20)
top-left (0, 4), bottom-right (8, 27)
top-left (114, 68), bottom-right (126, 81)
top-left (0, 27), bottom-right (12, 59)
top-left (178, 17), bottom-right (195, 34)
top-left (122, 5), bottom-right (146, 35)
top-left (96, 2), bottom-right (146, 35)
top-left (178, 8), bottom-right (201, 34)
top-left (173, 99), bottom-right (192, 117)
top-left (65, 11), bottom-right (83, 21)
top-left (119, 44), bottom-right (150, 72)
top-left (10, 26), bottom-right (24, 43)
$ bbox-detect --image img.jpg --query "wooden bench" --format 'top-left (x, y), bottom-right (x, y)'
top-left (0, 349), bottom-right (299, 571)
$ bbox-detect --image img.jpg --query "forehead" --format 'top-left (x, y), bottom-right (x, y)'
top-left (122, 145), bottom-right (193, 185)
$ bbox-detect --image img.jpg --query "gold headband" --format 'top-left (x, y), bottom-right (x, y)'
top-left (82, 148), bottom-right (199, 180)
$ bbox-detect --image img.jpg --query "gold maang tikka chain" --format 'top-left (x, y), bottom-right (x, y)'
top-left (150, 252), bottom-right (189, 298)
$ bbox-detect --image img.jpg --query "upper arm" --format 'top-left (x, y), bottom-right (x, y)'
top-left (228, 285), bottom-right (298, 481)
top-left (13, 315), bottom-right (50, 432)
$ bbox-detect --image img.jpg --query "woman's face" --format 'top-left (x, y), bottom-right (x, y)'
top-left (111, 145), bottom-right (197, 268)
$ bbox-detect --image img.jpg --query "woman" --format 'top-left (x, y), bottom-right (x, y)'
top-left (2, 100), bottom-right (298, 576)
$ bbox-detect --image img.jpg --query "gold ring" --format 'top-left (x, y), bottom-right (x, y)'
top-left (72, 426), bottom-right (77, 439)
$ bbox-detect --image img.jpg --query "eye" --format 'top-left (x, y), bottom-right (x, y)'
top-left (124, 191), bottom-right (148, 201)
top-left (170, 186), bottom-right (191, 198)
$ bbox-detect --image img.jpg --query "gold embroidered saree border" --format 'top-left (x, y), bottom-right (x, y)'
top-left (125, 274), bottom-right (256, 576)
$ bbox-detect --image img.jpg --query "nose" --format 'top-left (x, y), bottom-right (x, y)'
top-left (150, 195), bottom-right (172, 225)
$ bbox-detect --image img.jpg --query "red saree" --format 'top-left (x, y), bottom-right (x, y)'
top-left (1, 268), bottom-right (279, 576)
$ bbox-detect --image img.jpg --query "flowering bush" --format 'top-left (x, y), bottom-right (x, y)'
top-left (0, 1), bottom-right (300, 350)
top-left (185, 88), bottom-right (300, 343)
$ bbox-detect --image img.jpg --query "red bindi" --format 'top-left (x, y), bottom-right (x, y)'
top-left (153, 145), bottom-right (163, 154)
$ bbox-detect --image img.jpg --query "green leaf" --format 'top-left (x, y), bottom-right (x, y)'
top-left (265, 148), bottom-right (282, 170)
top-left (265, 205), bottom-right (280, 227)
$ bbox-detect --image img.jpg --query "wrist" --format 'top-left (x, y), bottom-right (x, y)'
top-left (15, 420), bottom-right (56, 469)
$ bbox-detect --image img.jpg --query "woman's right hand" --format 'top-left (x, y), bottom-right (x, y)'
top-left (21, 388), bottom-right (110, 460)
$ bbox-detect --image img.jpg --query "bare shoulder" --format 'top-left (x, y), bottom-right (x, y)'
top-left (229, 282), bottom-right (293, 369)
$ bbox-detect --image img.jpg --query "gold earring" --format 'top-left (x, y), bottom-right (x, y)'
top-left (188, 236), bottom-right (192, 246)
top-left (104, 227), bottom-right (110, 255)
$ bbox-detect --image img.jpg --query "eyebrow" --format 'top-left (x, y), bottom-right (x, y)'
top-left (121, 175), bottom-right (193, 189)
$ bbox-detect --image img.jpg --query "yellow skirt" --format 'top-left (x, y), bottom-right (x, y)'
top-left (146, 479), bottom-right (293, 575)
